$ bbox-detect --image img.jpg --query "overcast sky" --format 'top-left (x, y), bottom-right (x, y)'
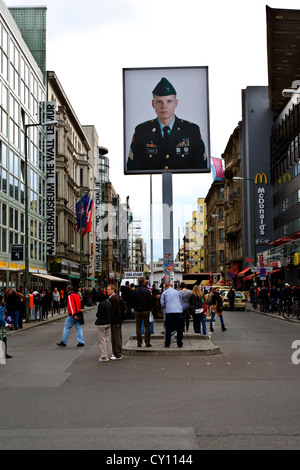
top-left (5, 0), bottom-right (300, 262)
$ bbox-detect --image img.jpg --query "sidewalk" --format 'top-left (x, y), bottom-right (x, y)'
top-left (6, 305), bottom-right (96, 335)
top-left (245, 301), bottom-right (300, 323)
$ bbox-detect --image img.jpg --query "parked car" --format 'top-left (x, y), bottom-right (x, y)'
top-left (222, 290), bottom-right (246, 311)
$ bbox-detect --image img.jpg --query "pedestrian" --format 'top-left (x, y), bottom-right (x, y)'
top-left (52, 287), bottom-right (60, 315)
top-left (179, 282), bottom-right (192, 334)
top-left (160, 281), bottom-right (184, 348)
top-left (33, 291), bottom-right (42, 321)
top-left (260, 284), bottom-right (270, 312)
top-left (227, 288), bottom-right (235, 311)
top-left (56, 285), bottom-right (84, 347)
top-left (6, 288), bottom-right (21, 330)
top-left (28, 290), bottom-right (34, 320)
top-left (209, 287), bottom-right (227, 332)
top-left (131, 276), bottom-right (153, 348)
top-left (151, 283), bottom-right (161, 318)
top-left (60, 288), bottom-right (65, 311)
top-left (0, 293), bottom-right (12, 359)
top-left (106, 284), bottom-right (123, 360)
top-left (270, 285), bottom-right (279, 312)
top-left (121, 281), bottom-right (132, 314)
top-left (95, 298), bottom-right (112, 362)
top-left (190, 285), bottom-right (207, 334)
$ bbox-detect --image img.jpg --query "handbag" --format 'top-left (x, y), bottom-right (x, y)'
top-left (71, 294), bottom-right (84, 325)
top-left (195, 308), bottom-right (203, 314)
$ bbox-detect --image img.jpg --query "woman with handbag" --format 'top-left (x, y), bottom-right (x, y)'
top-left (190, 285), bottom-right (207, 335)
top-left (209, 287), bottom-right (227, 332)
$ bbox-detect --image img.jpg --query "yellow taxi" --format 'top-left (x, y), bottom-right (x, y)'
top-left (222, 290), bottom-right (246, 311)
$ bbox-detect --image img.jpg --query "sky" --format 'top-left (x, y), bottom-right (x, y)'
top-left (5, 0), bottom-right (300, 263)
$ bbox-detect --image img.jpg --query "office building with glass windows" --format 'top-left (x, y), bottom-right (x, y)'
top-left (0, 1), bottom-right (48, 289)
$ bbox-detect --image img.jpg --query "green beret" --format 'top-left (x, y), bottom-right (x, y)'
top-left (152, 77), bottom-right (176, 96)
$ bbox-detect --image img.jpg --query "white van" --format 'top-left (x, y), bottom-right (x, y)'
top-left (120, 278), bottom-right (139, 288)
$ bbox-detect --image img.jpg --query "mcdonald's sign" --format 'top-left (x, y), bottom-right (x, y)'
top-left (255, 173), bottom-right (268, 184)
top-left (281, 173), bottom-right (291, 183)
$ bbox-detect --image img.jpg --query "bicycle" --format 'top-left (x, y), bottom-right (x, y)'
top-left (282, 298), bottom-right (300, 320)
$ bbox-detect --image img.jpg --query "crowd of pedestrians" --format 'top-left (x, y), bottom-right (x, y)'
top-left (1, 279), bottom-right (229, 363)
top-left (250, 282), bottom-right (300, 313)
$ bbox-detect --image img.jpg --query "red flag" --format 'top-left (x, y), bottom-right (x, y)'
top-left (83, 197), bottom-right (94, 236)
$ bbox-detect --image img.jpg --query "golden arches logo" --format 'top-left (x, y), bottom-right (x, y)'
top-left (277, 173), bottom-right (290, 184)
top-left (255, 173), bottom-right (268, 184)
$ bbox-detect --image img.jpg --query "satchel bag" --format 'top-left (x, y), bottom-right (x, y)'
top-left (71, 294), bottom-right (84, 325)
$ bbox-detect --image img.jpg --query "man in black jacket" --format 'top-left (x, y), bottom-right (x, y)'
top-left (6, 288), bottom-right (21, 330)
top-left (131, 276), bottom-right (153, 348)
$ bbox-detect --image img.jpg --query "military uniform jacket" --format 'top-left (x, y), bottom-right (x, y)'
top-left (127, 116), bottom-right (206, 172)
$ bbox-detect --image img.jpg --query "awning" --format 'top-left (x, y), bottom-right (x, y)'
top-left (69, 275), bottom-right (80, 279)
top-left (184, 280), bottom-right (198, 285)
top-left (31, 273), bottom-right (68, 283)
top-left (269, 231), bottom-right (300, 246)
top-left (238, 267), bottom-right (251, 277)
top-left (87, 277), bottom-right (98, 281)
top-left (243, 274), bottom-right (254, 281)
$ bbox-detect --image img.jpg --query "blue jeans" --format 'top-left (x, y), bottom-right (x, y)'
top-left (210, 310), bottom-right (225, 328)
top-left (61, 316), bottom-right (84, 345)
top-left (11, 310), bottom-right (19, 330)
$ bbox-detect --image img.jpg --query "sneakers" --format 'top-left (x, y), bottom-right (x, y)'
top-left (98, 357), bottom-right (109, 362)
top-left (110, 355), bottom-right (122, 360)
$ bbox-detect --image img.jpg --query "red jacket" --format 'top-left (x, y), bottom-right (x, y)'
top-left (67, 292), bottom-right (81, 318)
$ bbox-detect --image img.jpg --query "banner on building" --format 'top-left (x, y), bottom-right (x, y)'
top-left (45, 102), bottom-right (56, 256)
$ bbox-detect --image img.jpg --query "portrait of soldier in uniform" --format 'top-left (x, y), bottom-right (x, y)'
top-left (126, 77), bottom-right (207, 172)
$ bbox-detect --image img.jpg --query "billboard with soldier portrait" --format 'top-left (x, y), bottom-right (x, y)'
top-left (123, 66), bottom-right (211, 175)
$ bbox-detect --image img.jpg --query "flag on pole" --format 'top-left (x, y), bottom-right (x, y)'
top-left (211, 157), bottom-right (224, 180)
top-left (75, 192), bottom-right (90, 232)
top-left (83, 196), bottom-right (94, 236)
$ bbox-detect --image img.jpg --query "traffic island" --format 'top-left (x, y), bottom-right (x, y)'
top-left (122, 334), bottom-right (221, 356)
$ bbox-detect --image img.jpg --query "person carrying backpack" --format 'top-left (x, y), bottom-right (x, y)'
top-left (190, 285), bottom-right (207, 335)
top-left (209, 287), bottom-right (227, 332)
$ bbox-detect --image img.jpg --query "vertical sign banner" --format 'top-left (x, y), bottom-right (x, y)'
top-left (94, 179), bottom-right (102, 273)
top-left (46, 102), bottom-right (56, 255)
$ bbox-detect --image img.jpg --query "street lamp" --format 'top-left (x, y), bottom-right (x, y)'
top-left (24, 120), bottom-right (58, 322)
top-left (233, 176), bottom-right (257, 283)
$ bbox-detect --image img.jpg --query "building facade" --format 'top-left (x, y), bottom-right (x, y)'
top-left (47, 71), bottom-right (94, 286)
top-left (0, 2), bottom-right (48, 290)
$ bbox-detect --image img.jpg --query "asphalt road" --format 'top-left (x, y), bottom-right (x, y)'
top-left (0, 307), bottom-right (299, 451)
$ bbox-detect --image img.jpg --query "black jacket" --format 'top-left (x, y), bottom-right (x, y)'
top-left (127, 116), bottom-right (206, 172)
top-left (95, 299), bottom-right (112, 325)
top-left (131, 285), bottom-right (152, 312)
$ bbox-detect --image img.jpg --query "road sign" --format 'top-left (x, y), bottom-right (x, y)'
top-left (11, 244), bottom-right (24, 262)
top-left (251, 266), bottom-right (273, 273)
